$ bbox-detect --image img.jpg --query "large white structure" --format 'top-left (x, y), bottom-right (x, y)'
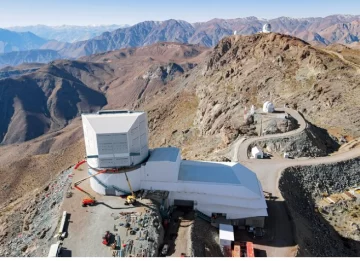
top-left (262, 101), bottom-right (275, 113)
top-left (82, 111), bottom-right (149, 168)
top-left (82, 111), bottom-right (268, 227)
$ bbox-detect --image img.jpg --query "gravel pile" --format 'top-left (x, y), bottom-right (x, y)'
top-left (190, 217), bottom-right (223, 257)
top-left (0, 167), bottom-right (74, 257)
top-left (279, 158), bottom-right (360, 257)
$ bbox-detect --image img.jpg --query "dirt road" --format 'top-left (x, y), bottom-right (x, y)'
top-left (231, 107), bottom-right (360, 257)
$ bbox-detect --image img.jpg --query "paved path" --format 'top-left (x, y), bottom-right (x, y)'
top-left (236, 107), bottom-right (307, 162)
top-left (234, 107), bottom-right (360, 195)
top-left (232, 108), bottom-right (360, 257)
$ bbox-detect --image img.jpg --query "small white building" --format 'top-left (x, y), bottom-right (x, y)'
top-left (219, 224), bottom-right (234, 257)
top-left (251, 146), bottom-right (264, 159)
top-left (262, 101), bottom-right (275, 113)
top-left (262, 23), bottom-right (272, 33)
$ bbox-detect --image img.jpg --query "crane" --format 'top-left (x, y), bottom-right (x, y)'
top-left (124, 172), bottom-right (136, 205)
top-left (74, 169), bottom-right (106, 207)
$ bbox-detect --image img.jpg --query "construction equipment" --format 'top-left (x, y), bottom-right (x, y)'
top-left (232, 241), bottom-right (255, 257)
top-left (74, 169), bottom-right (106, 207)
top-left (124, 172), bottom-right (137, 206)
top-left (102, 231), bottom-right (111, 246)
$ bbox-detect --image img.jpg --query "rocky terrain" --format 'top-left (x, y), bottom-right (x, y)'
top-left (2, 15), bottom-right (360, 67)
top-left (2, 33), bottom-right (359, 201)
top-left (190, 217), bottom-right (223, 257)
top-left (279, 158), bottom-right (360, 257)
top-left (249, 122), bottom-right (339, 158)
top-left (0, 167), bottom-right (74, 257)
top-left (0, 33), bottom-right (360, 256)
top-left (56, 15), bottom-right (360, 58)
top-left (0, 63), bottom-right (43, 79)
top-left (0, 42), bottom-right (208, 145)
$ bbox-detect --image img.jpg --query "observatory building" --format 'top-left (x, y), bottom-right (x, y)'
top-left (262, 23), bottom-right (272, 33)
top-left (81, 110), bottom-right (268, 227)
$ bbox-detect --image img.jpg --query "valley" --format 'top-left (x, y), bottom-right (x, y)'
top-left (0, 31), bottom-right (360, 257)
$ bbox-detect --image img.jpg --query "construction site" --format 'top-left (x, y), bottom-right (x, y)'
top-left (48, 110), bottom-right (270, 257)
top-left (46, 106), bottom-right (360, 257)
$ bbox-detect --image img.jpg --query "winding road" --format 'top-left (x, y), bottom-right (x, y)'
top-left (232, 107), bottom-right (360, 193)
top-left (231, 108), bottom-right (360, 257)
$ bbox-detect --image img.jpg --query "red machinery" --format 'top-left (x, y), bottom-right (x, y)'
top-left (102, 231), bottom-right (111, 245)
top-left (232, 241), bottom-right (255, 257)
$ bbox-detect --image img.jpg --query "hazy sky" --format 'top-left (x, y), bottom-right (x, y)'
top-left (1, 0), bottom-right (360, 27)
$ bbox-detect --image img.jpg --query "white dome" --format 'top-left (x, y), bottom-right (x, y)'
top-left (262, 23), bottom-right (271, 33)
top-left (263, 101), bottom-right (274, 113)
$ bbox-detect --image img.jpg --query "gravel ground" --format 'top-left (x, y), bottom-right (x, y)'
top-left (0, 166), bottom-right (74, 257)
top-left (279, 157), bottom-right (360, 257)
top-left (190, 217), bottom-right (223, 257)
top-left (59, 163), bottom-right (164, 257)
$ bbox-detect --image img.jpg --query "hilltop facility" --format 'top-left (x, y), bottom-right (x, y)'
top-left (81, 110), bottom-right (268, 227)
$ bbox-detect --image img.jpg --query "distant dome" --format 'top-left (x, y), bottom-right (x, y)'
top-left (263, 101), bottom-right (274, 113)
top-left (262, 23), bottom-right (272, 33)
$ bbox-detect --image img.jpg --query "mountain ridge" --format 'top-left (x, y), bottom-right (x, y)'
top-left (59, 15), bottom-right (360, 58)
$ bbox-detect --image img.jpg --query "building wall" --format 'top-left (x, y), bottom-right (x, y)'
top-left (168, 191), bottom-right (267, 209)
top-left (82, 116), bottom-right (98, 168)
top-left (129, 114), bottom-right (149, 165)
top-left (141, 180), bottom-right (260, 199)
top-left (143, 153), bottom-right (181, 183)
top-left (97, 133), bottom-right (130, 167)
top-left (82, 113), bottom-right (149, 169)
top-left (89, 166), bottom-right (144, 195)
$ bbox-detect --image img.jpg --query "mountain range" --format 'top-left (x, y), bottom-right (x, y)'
top-left (0, 28), bottom-right (47, 53)
top-left (1, 33), bottom-right (360, 208)
top-left (1, 15), bottom-right (360, 67)
top-left (6, 24), bottom-right (129, 43)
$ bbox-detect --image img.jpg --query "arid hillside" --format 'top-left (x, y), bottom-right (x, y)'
top-left (1, 33), bottom-right (360, 213)
top-left (0, 42), bottom-right (209, 202)
top-left (0, 42), bottom-right (209, 145)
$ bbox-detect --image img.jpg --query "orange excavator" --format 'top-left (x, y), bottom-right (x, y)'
top-left (73, 168), bottom-right (106, 207)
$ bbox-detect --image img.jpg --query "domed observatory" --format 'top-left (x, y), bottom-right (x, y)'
top-left (262, 101), bottom-right (275, 113)
top-left (262, 23), bottom-right (272, 33)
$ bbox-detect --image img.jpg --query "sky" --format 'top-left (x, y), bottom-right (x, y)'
top-left (1, 0), bottom-right (360, 27)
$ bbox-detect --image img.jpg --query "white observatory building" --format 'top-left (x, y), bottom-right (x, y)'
top-left (263, 101), bottom-right (275, 113)
top-left (262, 23), bottom-right (272, 33)
top-left (81, 110), bottom-right (268, 228)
